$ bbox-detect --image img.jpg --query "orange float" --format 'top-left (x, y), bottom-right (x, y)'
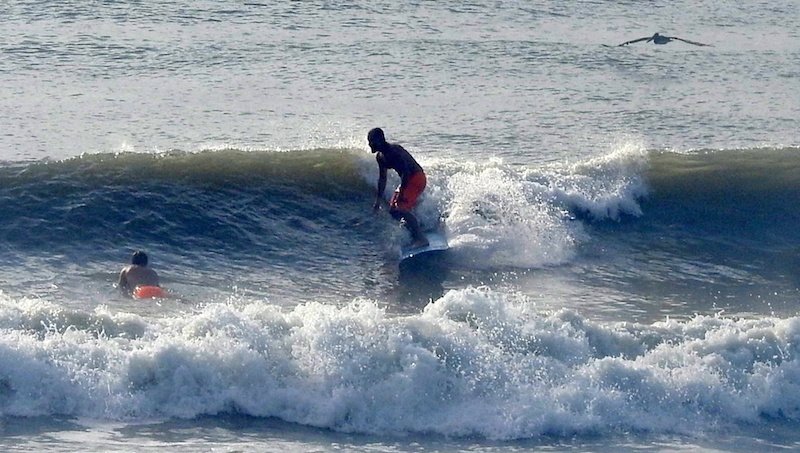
top-left (133, 285), bottom-right (167, 299)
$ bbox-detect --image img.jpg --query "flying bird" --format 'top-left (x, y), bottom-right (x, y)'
top-left (617, 32), bottom-right (711, 47)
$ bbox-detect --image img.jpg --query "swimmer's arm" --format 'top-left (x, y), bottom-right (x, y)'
top-left (117, 269), bottom-right (129, 293)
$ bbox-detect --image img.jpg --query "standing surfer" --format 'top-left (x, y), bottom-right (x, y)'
top-left (368, 128), bottom-right (429, 248)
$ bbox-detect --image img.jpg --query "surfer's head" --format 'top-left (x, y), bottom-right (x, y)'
top-left (131, 251), bottom-right (148, 266)
top-left (367, 127), bottom-right (387, 152)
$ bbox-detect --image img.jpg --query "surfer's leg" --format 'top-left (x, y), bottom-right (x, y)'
top-left (390, 173), bottom-right (429, 247)
top-left (391, 208), bottom-right (428, 247)
top-left (406, 213), bottom-right (429, 247)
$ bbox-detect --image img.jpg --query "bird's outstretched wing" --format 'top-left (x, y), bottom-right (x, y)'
top-left (670, 36), bottom-right (712, 46)
top-left (617, 36), bottom-right (651, 46)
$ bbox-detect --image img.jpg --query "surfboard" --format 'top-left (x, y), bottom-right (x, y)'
top-left (400, 231), bottom-right (449, 261)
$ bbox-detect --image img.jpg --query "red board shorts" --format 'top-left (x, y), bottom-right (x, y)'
top-left (133, 285), bottom-right (167, 299)
top-left (390, 171), bottom-right (426, 212)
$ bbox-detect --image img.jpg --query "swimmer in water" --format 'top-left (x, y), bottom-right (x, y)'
top-left (117, 250), bottom-right (161, 297)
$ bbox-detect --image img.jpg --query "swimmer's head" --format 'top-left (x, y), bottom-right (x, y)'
top-left (131, 251), bottom-right (148, 266)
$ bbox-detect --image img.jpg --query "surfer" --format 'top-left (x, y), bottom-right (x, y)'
top-left (117, 250), bottom-right (162, 298)
top-left (617, 32), bottom-right (711, 47)
top-left (369, 127), bottom-right (429, 248)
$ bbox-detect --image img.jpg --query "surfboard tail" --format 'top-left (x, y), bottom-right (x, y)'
top-left (400, 231), bottom-right (449, 260)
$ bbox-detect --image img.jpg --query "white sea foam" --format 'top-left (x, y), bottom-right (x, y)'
top-left (2, 289), bottom-right (799, 439)
top-left (537, 140), bottom-right (650, 221)
top-left (407, 157), bottom-right (575, 269)
top-left (412, 142), bottom-right (647, 269)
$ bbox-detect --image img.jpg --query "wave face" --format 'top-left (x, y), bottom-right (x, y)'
top-left (0, 149), bottom-right (393, 304)
top-left (0, 149), bottom-right (370, 254)
top-left (0, 146), bottom-right (616, 304)
top-left (644, 147), bottom-right (800, 243)
top-left (2, 146), bottom-right (800, 307)
top-left (5, 146), bottom-right (799, 258)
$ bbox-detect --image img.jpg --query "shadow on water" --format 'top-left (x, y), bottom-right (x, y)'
top-left (395, 250), bottom-right (451, 312)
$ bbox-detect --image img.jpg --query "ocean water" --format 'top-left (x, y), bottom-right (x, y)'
top-left (2, 1), bottom-right (800, 451)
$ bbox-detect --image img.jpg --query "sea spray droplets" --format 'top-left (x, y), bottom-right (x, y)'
top-left (537, 140), bottom-right (649, 220)
top-left (436, 158), bottom-right (579, 268)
